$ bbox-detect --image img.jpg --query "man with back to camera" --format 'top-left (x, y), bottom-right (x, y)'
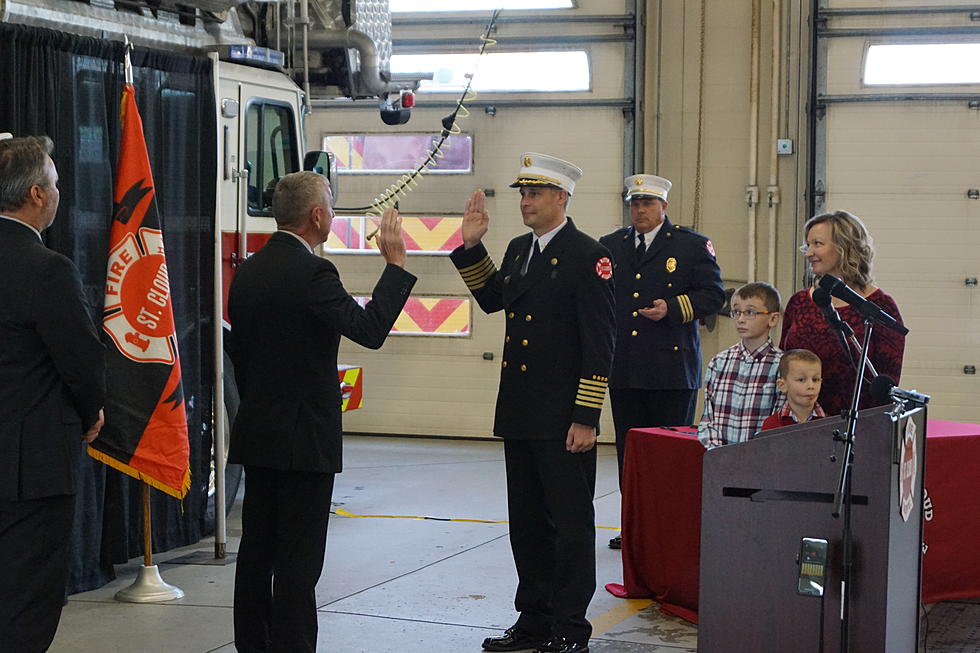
top-left (599, 174), bottom-right (724, 550)
top-left (0, 134), bottom-right (106, 652)
top-left (228, 171), bottom-right (415, 653)
top-left (451, 153), bottom-right (615, 653)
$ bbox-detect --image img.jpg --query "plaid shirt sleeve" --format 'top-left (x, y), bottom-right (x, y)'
top-left (697, 355), bottom-right (723, 448)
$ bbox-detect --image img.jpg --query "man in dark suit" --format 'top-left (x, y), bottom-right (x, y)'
top-left (599, 174), bottom-right (724, 549)
top-left (451, 153), bottom-right (615, 653)
top-left (0, 134), bottom-right (106, 652)
top-left (228, 171), bottom-right (415, 653)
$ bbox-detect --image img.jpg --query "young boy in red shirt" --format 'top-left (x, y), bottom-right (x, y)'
top-left (761, 349), bottom-right (827, 431)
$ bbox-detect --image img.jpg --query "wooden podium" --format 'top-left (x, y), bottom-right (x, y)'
top-left (698, 405), bottom-right (926, 653)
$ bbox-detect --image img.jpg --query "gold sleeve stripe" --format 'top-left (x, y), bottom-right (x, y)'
top-left (577, 388), bottom-right (606, 400)
top-left (459, 257), bottom-right (497, 291)
top-left (458, 256), bottom-right (493, 276)
top-left (678, 294), bottom-right (694, 323)
top-left (459, 257), bottom-right (495, 281)
top-left (575, 396), bottom-right (605, 410)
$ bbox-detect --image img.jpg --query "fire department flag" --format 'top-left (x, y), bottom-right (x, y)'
top-left (88, 83), bottom-right (190, 499)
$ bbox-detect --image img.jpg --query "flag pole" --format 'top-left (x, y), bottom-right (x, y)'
top-left (142, 483), bottom-right (152, 567)
top-left (115, 482), bottom-right (184, 602)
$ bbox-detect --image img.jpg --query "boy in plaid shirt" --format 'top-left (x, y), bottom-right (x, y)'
top-left (698, 282), bottom-right (782, 448)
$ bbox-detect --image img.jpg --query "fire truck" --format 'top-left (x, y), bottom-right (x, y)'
top-left (1, 0), bottom-right (421, 538)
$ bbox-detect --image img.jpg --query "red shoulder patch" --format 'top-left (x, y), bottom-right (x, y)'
top-left (705, 240), bottom-right (716, 257)
top-left (595, 256), bottom-right (613, 280)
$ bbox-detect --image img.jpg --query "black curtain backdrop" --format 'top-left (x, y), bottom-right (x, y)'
top-left (0, 23), bottom-right (217, 593)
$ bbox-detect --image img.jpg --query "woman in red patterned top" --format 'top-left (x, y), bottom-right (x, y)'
top-left (780, 210), bottom-right (906, 417)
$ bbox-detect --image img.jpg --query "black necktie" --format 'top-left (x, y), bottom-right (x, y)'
top-left (636, 232), bottom-right (646, 258)
top-left (523, 240), bottom-right (540, 274)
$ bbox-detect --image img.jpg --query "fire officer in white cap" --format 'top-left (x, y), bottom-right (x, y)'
top-left (599, 174), bottom-right (724, 550)
top-left (450, 153), bottom-right (615, 653)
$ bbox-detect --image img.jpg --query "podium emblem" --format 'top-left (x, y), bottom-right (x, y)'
top-left (899, 418), bottom-right (917, 522)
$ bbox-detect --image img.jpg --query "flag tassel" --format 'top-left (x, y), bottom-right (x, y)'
top-left (87, 445), bottom-right (191, 500)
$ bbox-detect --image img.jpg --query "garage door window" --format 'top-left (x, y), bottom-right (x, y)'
top-left (391, 51), bottom-right (591, 93)
top-left (864, 43), bottom-right (980, 86)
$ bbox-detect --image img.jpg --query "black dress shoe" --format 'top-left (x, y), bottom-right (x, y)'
top-left (534, 635), bottom-right (590, 653)
top-left (482, 626), bottom-right (550, 652)
top-left (608, 534), bottom-right (622, 549)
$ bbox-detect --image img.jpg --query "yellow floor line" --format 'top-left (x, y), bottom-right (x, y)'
top-left (333, 507), bottom-right (620, 530)
top-left (591, 598), bottom-right (655, 637)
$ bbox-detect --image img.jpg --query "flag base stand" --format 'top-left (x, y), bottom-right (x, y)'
top-left (114, 565), bottom-right (184, 603)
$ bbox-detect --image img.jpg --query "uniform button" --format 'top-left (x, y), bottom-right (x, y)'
top-left (632, 292), bottom-right (640, 298)
top-left (635, 273), bottom-right (641, 279)
top-left (520, 364), bottom-right (527, 372)
top-left (525, 314), bottom-right (532, 322)
top-left (631, 330), bottom-right (638, 336)
top-left (673, 345), bottom-right (679, 351)
top-left (667, 282), bottom-right (673, 288)
top-left (632, 311), bottom-right (638, 318)
top-left (522, 339), bottom-right (529, 346)
top-left (508, 312), bottom-right (514, 318)
top-left (505, 336), bottom-right (510, 343)
top-left (502, 361), bottom-right (508, 368)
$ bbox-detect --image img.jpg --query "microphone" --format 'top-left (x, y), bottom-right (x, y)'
top-left (817, 275), bottom-right (909, 336)
top-left (871, 375), bottom-right (930, 406)
top-left (812, 287), bottom-right (854, 364)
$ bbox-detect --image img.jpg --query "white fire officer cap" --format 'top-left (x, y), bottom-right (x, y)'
top-left (0, 133), bottom-right (13, 141)
top-left (509, 152), bottom-right (583, 195)
top-left (624, 174), bottom-right (671, 202)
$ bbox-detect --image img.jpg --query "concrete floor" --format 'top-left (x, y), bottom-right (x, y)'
top-left (49, 436), bottom-right (979, 653)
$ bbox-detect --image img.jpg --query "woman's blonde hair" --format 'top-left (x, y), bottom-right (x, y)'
top-left (804, 210), bottom-right (874, 289)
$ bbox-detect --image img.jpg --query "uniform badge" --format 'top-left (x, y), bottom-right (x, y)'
top-left (666, 257), bottom-right (677, 273)
top-left (706, 239), bottom-right (716, 257)
top-left (523, 155), bottom-right (533, 167)
top-left (595, 256), bottom-right (613, 280)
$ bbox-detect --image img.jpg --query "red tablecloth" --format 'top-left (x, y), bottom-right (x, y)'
top-left (604, 420), bottom-right (980, 622)
top-left (604, 426), bottom-right (703, 623)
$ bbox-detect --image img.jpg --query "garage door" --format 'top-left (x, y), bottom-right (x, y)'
top-left (814, 3), bottom-right (980, 422)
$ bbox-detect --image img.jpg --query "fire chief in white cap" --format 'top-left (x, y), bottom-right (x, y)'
top-left (599, 173), bottom-right (724, 551)
top-left (449, 152), bottom-right (615, 653)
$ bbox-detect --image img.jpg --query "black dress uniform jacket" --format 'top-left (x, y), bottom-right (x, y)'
top-left (0, 218), bottom-right (105, 500)
top-left (599, 217), bottom-right (724, 390)
top-left (451, 218), bottom-right (616, 438)
top-left (228, 231), bottom-right (416, 473)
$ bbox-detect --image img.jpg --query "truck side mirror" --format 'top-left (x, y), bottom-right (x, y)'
top-left (304, 150), bottom-right (338, 206)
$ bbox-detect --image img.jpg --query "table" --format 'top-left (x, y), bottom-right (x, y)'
top-left (603, 420), bottom-right (980, 623)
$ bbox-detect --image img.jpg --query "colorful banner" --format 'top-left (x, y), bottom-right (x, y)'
top-left (354, 296), bottom-right (471, 336)
top-left (89, 83), bottom-right (190, 499)
top-left (327, 216), bottom-right (462, 254)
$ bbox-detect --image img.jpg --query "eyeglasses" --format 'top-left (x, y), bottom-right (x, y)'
top-left (730, 309), bottom-right (771, 319)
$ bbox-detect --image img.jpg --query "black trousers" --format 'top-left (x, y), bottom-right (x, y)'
top-left (504, 438), bottom-right (597, 644)
top-left (609, 388), bottom-right (697, 486)
top-left (234, 466), bottom-right (335, 653)
top-left (0, 494), bottom-right (75, 653)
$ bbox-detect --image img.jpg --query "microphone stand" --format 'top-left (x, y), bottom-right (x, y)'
top-left (831, 317), bottom-right (875, 653)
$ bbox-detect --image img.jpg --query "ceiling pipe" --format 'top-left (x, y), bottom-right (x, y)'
top-left (307, 27), bottom-right (410, 96)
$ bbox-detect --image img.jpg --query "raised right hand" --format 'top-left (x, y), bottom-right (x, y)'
top-left (375, 206), bottom-right (407, 268)
top-left (462, 189), bottom-right (490, 249)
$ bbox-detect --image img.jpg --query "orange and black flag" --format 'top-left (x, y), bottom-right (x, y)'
top-left (88, 83), bottom-right (190, 499)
